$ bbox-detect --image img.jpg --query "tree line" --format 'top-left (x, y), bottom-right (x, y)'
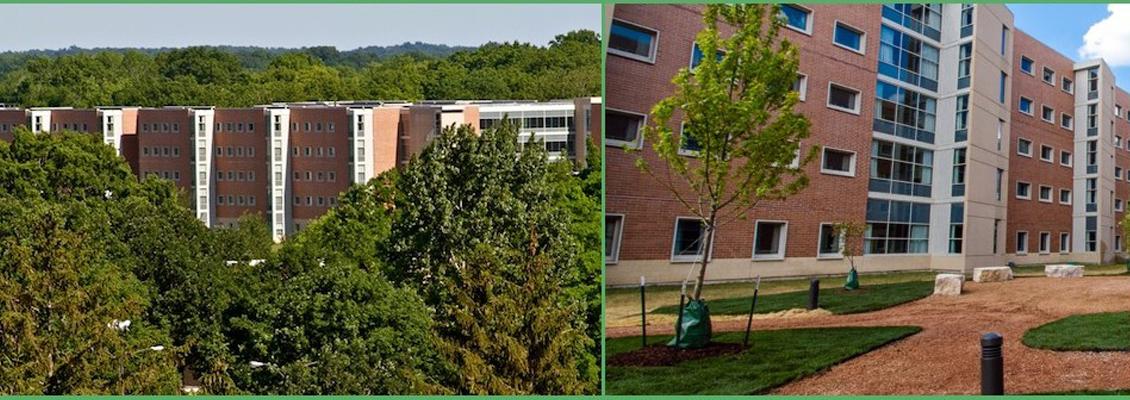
top-left (0, 30), bottom-right (600, 108)
top-left (0, 121), bottom-right (602, 394)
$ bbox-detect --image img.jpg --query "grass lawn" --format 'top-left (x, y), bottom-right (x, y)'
top-left (651, 280), bottom-right (934, 316)
top-left (606, 326), bottom-right (922, 395)
top-left (1022, 311), bottom-right (1130, 351)
top-left (606, 270), bottom-right (937, 326)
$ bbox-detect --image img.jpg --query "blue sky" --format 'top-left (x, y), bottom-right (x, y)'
top-left (0, 4), bottom-right (600, 52)
top-left (1010, 4), bottom-right (1130, 86)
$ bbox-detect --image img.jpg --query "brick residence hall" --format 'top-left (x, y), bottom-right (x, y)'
top-left (605, 4), bottom-right (1130, 285)
top-left (0, 98), bottom-right (601, 243)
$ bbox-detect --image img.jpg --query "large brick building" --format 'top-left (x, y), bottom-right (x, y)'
top-left (0, 98), bottom-right (600, 242)
top-left (606, 4), bottom-right (1130, 285)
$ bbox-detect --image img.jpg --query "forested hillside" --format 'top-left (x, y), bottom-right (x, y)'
top-left (0, 30), bottom-right (599, 107)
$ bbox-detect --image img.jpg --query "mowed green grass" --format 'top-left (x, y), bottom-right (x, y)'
top-left (1023, 312), bottom-right (1130, 351)
top-left (652, 280), bottom-right (934, 316)
top-left (606, 326), bottom-right (922, 395)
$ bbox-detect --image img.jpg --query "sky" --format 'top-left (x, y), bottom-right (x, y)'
top-left (0, 4), bottom-right (600, 52)
top-left (1010, 3), bottom-right (1130, 86)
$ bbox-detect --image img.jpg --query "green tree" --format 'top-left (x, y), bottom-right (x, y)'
top-left (636, 4), bottom-right (814, 301)
top-left (387, 121), bottom-right (598, 394)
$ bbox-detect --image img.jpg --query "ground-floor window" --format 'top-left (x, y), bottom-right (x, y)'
top-left (1039, 232), bottom-right (1050, 254)
top-left (817, 223), bottom-right (841, 258)
top-left (1016, 231), bottom-right (1028, 254)
top-left (865, 198), bottom-right (929, 254)
top-left (753, 221), bottom-right (788, 260)
top-left (949, 203), bottom-right (963, 254)
top-left (671, 217), bottom-right (708, 262)
top-left (605, 214), bottom-right (624, 264)
top-left (1060, 232), bottom-right (1070, 253)
top-left (1117, 235), bottom-right (1123, 252)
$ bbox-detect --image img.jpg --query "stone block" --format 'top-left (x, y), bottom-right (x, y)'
top-left (1045, 264), bottom-right (1084, 278)
top-left (973, 266), bottom-right (1014, 283)
top-left (933, 273), bottom-right (964, 296)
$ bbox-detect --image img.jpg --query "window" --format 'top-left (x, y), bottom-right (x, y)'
top-left (1016, 231), bottom-right (1028, 254)
top-left (606, 109), bottom-right (645, 148)
top-left (689, 43), bottom-right (725, 71)
top-left (952, 148), bottom-right (966, 196)
top-left (997, 119), bottom-right (1005, 151)
top-left (1019, 97), bottom-right (1033, 115)
top-left (1061, 113), bottom-right (1073, 129)
top-left (874, 81), bottom-right (937, 143)
top-left (1118, 105), bottom-right (1124, 119)
top-left (1020, 56), bottom-right (1034, 75)
top-left (1038, 185), bottom-right (1052, 203)
top-left (1118, 136), bottom-right (1124, 149)
top-left (678, 122), bottom-right (701, 156)
top-left (949, 203), bottom-right (964, 254)
top-left (1017, 138), bottom-right (1032, 156)
top-left (957, 43), bottom-right (972, 89)
top-left (1040, 145), bottom-right (1053, 162)
top-left (1041, 105), bottom-right (1054, 123)
top-left (1060, 188), bottom-right (1072, 205)
top-left (671, 217), bottom-right (708, 262)
top-left (1016, 181), bottom-right (1031, 199)
top-left (865, 198), bottom-right (930, 254)
top-left (833, 22), bottom-right (865, 53)
top-left (1060, 233), bottom-right (1070, 253)
top-left (1062, 77), bottom-right (1074, 93)
top-left (1118, 166), bottom-right (1124, 180)
top-left (818, 223), bottom-right (842, 258)
top-left (999, 71), bottom-right (1008, 103)
top-left (793, 73), bottom-right (808, 101)
top-left (1042, 67), bottom-right (1055, 84)
top-left (882, 4), bottom-right (941, 40)
top-left (780, 5), bottom-right (812, 34)
top-left (753, 221), bottom-right (788, 260)
top-left (954, 94), bottom-right (969, 142)
top-left (827, 83), bottom-right (860, 114)
top-left (1001, 25), bottom-right (1009, 55)
top-left (820, 147), bottom-right (855, 176)
top-left (878, 25), bottom-right (939, 90)
top-left (1118, 198), bottom-right (1125, 212)
top-left (870, 139), bottom-right (933, 197)
top-left (1039, 232), bottom-right (1051, 254)
top-left (608, 19), bottom-right (658, 62)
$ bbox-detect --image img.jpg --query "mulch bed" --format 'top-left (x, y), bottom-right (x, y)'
top-left (608, 342), bottom-right (747, 367)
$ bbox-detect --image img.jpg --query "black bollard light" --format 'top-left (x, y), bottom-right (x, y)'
top-left (807, 278), bottom-right (820, 310)
top-left (981, 332), bottom-right (1004, 395)
top-left (640, 276), bottom-right (647, 347)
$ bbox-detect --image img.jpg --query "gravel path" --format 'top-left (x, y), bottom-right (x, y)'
top-left (606, 276), bottom-right (1130, 394)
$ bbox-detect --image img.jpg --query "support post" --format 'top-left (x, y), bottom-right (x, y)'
top-left (743, 275), bottom-right (761, 347)
top-left (639, 276), bottom-right (647, 347)
top-left (675, 283), bottom-right (687, 344)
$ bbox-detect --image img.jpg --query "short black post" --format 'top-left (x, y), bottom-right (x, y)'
top-left (639, 276), bottom-right (647, 347)
top-left (807, 278), bottom-right (820, 310)
top-left (981, 332), bottom-right (1004, 395)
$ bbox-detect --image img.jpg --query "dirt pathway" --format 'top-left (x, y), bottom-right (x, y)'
top-left (607, 276), bottom-right (1130, 394)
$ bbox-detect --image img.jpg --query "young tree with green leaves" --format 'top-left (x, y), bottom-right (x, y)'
top-left (835, 221), bottom-right (867, 290)
top-left (636, 4), bottom-right (814, 302)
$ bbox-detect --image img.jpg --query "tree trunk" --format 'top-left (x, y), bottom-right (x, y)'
top-left (692, 224), bottom-right (715, 300)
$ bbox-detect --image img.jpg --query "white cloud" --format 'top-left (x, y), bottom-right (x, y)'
top-left (1080, 4), bottom-right (1130, 66)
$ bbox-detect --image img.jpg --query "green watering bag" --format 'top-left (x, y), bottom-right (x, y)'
top-left (668, 298), bottom-right (712, 349)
